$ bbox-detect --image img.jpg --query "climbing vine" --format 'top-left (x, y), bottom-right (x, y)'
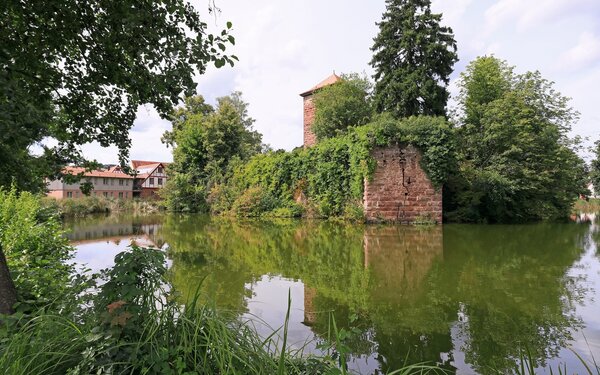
top-left (208, 115), bottom-right (456, 217)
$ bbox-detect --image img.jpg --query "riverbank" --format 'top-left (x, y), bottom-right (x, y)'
top-left (41, 196), bottom-right (165, 217)
top-left (574, 198), bottom-right (600, 213)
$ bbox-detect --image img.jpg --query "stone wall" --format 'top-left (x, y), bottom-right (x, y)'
top-left (363, 145), bottom-right (442, 224)
top-left (302, 96), bottom-right (317, 148)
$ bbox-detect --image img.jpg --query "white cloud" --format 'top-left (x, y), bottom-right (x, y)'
top-left (71, 0), bottom-right (600, 163)
top-left (484, 0), bottom-right (598, 34)
top-left (556, 32), bottom-right (600, 72)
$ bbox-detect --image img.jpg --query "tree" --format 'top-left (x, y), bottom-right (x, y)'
top-left (0, 0), bottom-right (236, 192)
top-left (445, 56), bottom-right (587, 223)
top-left (370, 0), bottom-right (457, 119)
top-left (0, 0), bottom-right (235, 314)
top-left (590, 140), bottom-right (600, 197)
top-left (161, 93), bottom-right (264, 212)
top-left (311, 73), bottom-right (373, 140)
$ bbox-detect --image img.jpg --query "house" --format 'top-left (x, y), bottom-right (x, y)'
top-left (47, 166), bottom-right (134, 199)
top-left (130, 160), bottom-right (169, 198)
top-left (46, 160), bottom-right (170, 199)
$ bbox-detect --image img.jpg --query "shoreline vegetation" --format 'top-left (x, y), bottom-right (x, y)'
top-left (3, 188), bottom-right (600, 374)
top-left (41, 195), bottom-right (165, 218)
top-left (574, 198), bottom-right (600, 214)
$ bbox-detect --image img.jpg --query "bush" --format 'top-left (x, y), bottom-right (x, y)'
top-left (0, 246), bottom-right (343, 375)
top-left (0, 187), bottom-right (78, 311)
top-left (231, 187), bottom-right (278, 217)
top-left (211, 115), bottom-right (455, 219)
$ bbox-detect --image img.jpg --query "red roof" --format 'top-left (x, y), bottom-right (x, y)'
top-left (64, 166), bottom-right (134, 179)
top-left (300, 73), bottom-right (342, 97)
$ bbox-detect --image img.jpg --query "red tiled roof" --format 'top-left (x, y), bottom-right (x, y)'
top-left (300, 73), bottom-right (342, 97)
top-left (64, 166), bottom-right (134, 179)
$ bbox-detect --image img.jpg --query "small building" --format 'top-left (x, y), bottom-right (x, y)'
top-left (131, 160), bottom-right (169, 198)
top-left (299, 73), bottom-right (342, 148)
top-left (47, 166), bottom-right (134, 199)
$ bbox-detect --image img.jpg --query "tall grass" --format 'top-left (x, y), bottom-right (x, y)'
top-left (0, 245), bottom-right (454, 374)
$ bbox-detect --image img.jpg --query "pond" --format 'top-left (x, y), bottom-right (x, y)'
top-left (65, 213), bottom-right (600, 374)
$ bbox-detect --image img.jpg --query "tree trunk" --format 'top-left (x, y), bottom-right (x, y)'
top-left (0, 243), bottom-right (17, 315)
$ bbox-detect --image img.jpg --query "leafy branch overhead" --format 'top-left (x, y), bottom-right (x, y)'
top-left (0, 0), bottom-right (237, 191)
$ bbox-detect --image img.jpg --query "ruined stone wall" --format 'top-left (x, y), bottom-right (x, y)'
top-left (363, 145), bottom-right (442, 224)
top-left (302, 96), bottom-right (317, 148)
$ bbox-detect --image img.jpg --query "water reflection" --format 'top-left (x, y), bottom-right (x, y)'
top-left (66, 214), bottom-right (600, 374)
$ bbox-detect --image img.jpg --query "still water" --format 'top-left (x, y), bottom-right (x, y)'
top-left (65, 214), bottom-right (600, 374)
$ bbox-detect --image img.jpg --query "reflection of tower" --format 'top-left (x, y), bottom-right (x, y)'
top-left (302, 285), bottom-right (318, 326)
top-left (363, 226), bottom-right (443, 302)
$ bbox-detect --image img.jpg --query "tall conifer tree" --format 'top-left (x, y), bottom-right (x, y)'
top-left (370, 0), bottom-right (458, 118)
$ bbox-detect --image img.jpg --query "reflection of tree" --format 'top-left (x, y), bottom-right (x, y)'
top-left (438, 224), bottom-right (588, 374)
top-left (88, 214), bottom-right (590, 375)
top-left (163, 217), bottom-right (450, 372)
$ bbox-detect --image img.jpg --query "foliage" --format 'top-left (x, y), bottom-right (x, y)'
top-left (0, 245), bottom-right (348, 375)
top-left (370, 0), bottom-right (458, 118)
top-left (445, 56), bottom-right (588, 223)
top-left (590, 140), bottom-right (600, 196)
top-left (0, 0), bottom-right (236, 192)
top-left (574, 198), bottom-right (600, 213)
top-left (161, 214), bottom-right (587, 374)
top-left (210, 115), bottom-right (455, 217)
top-left (0, 187), bottom-right (79, 311)
top-left (311, 73), bottom-right (373, 140)
top-left (42, 195), bottom-right (164, 217)
top-left (162, 93), bottom-right (265, 212)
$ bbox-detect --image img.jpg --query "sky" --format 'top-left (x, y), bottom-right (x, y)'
top-left (80, 0), bottom-right (600, 163)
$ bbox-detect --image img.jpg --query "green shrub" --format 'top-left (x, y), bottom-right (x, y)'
top-left (0, 187), bottom-right (77, 310)
top-left (231, 187), bottom-right (279, 217)
top-left (212, 115), bottom-right (455, 219)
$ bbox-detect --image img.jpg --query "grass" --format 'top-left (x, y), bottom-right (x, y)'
top-left (573, 198), bottom-right (600, 213)
top-left (505, 345), bottom-right (600, 375)
top-left (0, 245), bottom-right (453, 375)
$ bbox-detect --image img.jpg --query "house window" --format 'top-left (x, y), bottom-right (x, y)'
top-left (149, 178), bottom-right (154, 185)
top-left (75, 191), bottom-right (79, 198)
top-left (111, 179), bottom-right (114, 185)
top-left (157, 167), bottom-right (163, 174)
top-left (125, 180), bottom-right (129, 186)
top-left (103, 192), bottom-right (108, 197)
top-left (67, 192), bottom-right (73, 198)
top-left (125, 192), bottom-right (128, 198)
top-left (119, 192), bottom-right (123, 198)
top-left (158, 178), bottom-right (163, 185)
top-left (103, 178), bottom-right (109, 185)
top-left (119, 179), bottom-right (124, 186)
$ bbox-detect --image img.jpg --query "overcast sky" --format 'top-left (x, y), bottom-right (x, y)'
top-left (81, 0), bottom-right (600, 163)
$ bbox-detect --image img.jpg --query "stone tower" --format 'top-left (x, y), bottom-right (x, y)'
top-left (298, 74), bottom-right (443, 223)
top-left (299, 73), bottom-right (341, 148)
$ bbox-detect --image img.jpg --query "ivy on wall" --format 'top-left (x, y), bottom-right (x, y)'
top-left (209, 115), bottom-right (455, 217)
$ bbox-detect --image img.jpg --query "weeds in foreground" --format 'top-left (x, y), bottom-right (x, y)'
top-left (0, 246), bottom-right (448, 375)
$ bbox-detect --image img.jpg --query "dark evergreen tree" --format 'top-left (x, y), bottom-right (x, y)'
top-left (370, 0), bottom-right (458, 118)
